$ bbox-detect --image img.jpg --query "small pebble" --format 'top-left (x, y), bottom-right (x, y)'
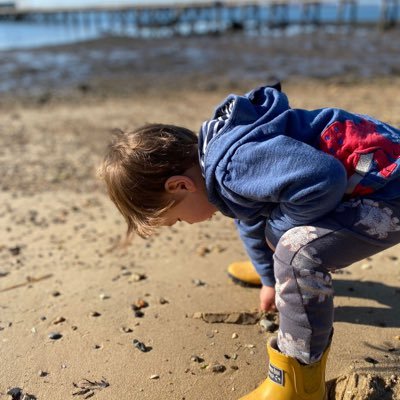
top-left (231, 333), bottom-right (238, 339)
top-left (99, 293), bottom-right (110, 300)
top-left (212, 364), bottom-right (226, 373)
top-left (149, 374), bottom-right (159, 380)
top-left (361, 263), bottom-right (372, 270)
top-left (231, 365), bottom-right (239, 370)
top-left (133, 339), bottom-right (151, 352)
top-left (134, 299), bottom-right (149, 309)
top-left (364, 357), bottom-right (379, 364)
top-left (190, 355), bottom-right (204, 363)
top-left (192, 279), bottom-right (206, 287)
top-left (196, 245), bottom-right (211, 257)
top-left (159, 297), bottom-right (169, 305)
top-left (129, 273), bottom-right (147, 282)
top-left (259, 318), bottom-right (278, 333)
top-left (133, 310), bottom-right (145, 318)
top-left (7, 387), bottom-right (22, 399)
top-left (131, 299), bottom-right (148, 316)
top-left (51, 291), bottom-right (61, 297)
top-left (8, 246), bottom-right (21, 256)
top-left (7, 389), bottom-right (37, 400)
top-left (120, 326), bottom-right (133, 333)
top-left (89, 311), bottom-right (101, 317)
top-left (38, 370), bottom-right (48, 377)
top-left (52, 316), bottom-right (66, 325)
top-left (48, 332), bottom-right (62, 340)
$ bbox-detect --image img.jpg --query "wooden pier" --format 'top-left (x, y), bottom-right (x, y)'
top-left (0, 0), bottom-right (398, 35)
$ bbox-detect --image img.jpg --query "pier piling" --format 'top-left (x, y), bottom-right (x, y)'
top-left (0, 1), bottom-right (398, 36)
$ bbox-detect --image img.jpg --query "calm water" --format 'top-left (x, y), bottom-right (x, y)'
top-left (0, 2), bottom-right (383, 50)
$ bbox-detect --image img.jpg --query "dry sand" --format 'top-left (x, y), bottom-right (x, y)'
top-left (1, 32), bottom-right (400, 400)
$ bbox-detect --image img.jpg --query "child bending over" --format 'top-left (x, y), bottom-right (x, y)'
top-left (99, 83), bottom-right (400, 400)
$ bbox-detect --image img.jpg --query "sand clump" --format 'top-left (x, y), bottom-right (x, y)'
top-left (329, 372), bottom-right (400, 400)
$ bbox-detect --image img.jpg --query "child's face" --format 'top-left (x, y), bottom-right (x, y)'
top-left (162, 188), bottom-right (217, 226)
top-left (161, 167), bottom-right (218, 226)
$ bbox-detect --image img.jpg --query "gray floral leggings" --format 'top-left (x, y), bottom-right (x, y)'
top-left (267, 197), bottom-right (400, 364)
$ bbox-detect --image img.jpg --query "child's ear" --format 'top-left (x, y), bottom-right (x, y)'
top-left (164, 176), bottom-right (196, 193)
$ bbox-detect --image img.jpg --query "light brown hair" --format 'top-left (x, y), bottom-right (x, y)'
top-left (98, 124), bottom-right (198, 238)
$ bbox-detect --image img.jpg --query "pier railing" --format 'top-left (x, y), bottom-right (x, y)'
top-left (0, 1), bottom-right (398, 34)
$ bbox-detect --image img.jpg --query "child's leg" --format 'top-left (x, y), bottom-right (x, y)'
top-left (273, 198), bottom-right (400, 364)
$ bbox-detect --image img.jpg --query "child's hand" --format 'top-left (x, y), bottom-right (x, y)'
top-left (259, 285), bottom-right (276, 312)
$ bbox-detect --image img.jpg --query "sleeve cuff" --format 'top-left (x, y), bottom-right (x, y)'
top-left (259, 271), bottom-right (276, 287)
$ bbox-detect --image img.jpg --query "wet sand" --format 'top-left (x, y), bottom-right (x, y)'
top-left (2, 27), bottom-right (400, 98)
top-left (0, 30), bottom-right (400, 400)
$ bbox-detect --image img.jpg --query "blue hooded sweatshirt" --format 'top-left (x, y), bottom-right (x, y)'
top-left (198, 84), bottom-right (400, 287)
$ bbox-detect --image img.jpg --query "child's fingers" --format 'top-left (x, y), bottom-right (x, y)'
top-left (259, 285), bottom-right (276, 312)
top-left (260, 297), bottom-right (275, 312)
top-left (260, 302), bottom-right (276, 312)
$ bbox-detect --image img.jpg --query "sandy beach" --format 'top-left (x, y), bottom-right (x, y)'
top-left (1, 29), bottom-right (400, 400)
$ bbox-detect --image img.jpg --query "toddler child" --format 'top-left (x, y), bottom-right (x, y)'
top-left (99, 83), bottom-right (400, 399)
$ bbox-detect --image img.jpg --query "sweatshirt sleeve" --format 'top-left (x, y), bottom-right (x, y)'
top-left (235, 218), bottom-right (275, 287)
top-left (223, 134), bottom-right (348, 250)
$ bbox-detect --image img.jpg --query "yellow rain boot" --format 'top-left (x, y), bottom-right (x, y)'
top-left (239, 338), bottom-right (330, 400)
top-left (228, 261), bottom-right (262, 287)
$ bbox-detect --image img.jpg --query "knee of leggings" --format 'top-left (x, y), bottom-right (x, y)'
top-left (274, 226), bottom-right (323, 273)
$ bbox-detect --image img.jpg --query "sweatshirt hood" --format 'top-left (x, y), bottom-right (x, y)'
top-left (198, 84), bottom-right (290, 217)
